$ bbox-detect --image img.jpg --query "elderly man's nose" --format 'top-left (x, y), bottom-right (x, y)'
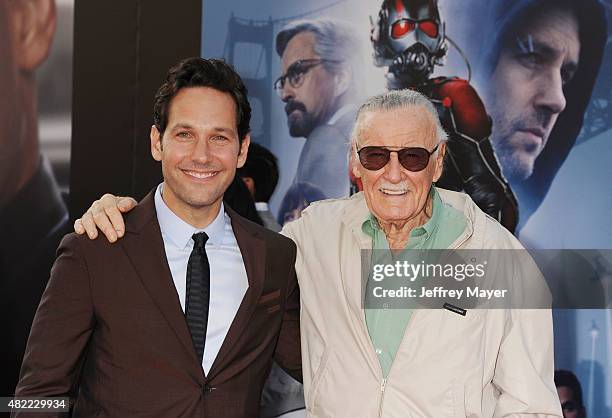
top-left (384, 152), bottom-right (403, 182)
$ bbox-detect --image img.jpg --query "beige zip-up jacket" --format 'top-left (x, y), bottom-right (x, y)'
top-left (282, 188), bottom-right (562, 418)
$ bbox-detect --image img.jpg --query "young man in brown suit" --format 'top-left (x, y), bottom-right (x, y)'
top-left (13, 58), bottom-right (301, 417)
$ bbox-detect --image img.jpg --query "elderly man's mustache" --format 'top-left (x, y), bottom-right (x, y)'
top-left (285, 101), bottom-right (307, 115)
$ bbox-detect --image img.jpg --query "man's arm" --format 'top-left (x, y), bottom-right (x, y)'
top-left (273, 242), bottom-right (302, 383)
top-left (13, 234), bottom-right (95, 416)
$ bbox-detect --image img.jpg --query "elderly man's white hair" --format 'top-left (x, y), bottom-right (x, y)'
top-left (350, 89), bottom-right (448, 151)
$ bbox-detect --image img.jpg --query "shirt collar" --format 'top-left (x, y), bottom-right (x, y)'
top-left (154, 183), bottom-right (226, 250)
top-left (326, 104), bottom-right (356, 126)
top-left (361, 187), bottom-right (442, 241)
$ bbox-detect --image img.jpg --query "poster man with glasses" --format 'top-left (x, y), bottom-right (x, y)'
top-left (274, 18), bottom-right (364, 223)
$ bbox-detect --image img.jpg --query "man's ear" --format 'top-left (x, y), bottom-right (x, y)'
top-left (350, 150), bottom-right (362, 179)
top-left (11, 0), bottom-right (56, 71)
top-left (150, 125), bottom-right (163, 162)
top-left (237, 134), bottom-right (251, 168)
top-left (333, 67), bottom-right (351, 98)
top-left (433, 141), bottom-right (446, 182)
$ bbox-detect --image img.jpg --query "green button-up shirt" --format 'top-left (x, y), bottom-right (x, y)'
top-left (363, 187), bottom-right (467, 377)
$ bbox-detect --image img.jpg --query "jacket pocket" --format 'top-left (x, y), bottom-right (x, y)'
top-left (306, 346), bottom-right (332, 414)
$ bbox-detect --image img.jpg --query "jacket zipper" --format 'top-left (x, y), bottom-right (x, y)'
top-left (374, 218), bottom-right (471, 416)
top-left (378, 377), bottom-right (387, 417)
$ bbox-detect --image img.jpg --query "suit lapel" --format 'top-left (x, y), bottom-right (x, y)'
top-left (208, 208), bottom-right (266, 380)
top-left (120, 192), bottom-right (203, 377)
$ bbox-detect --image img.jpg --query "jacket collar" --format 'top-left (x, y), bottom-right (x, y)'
top-left (341, 187), bottom-right (476, 249)
top-left (207, 205), bottom-right (266, 381)
top-left (121, 190), bottom-right (267, 383)
top-left (337, 188), bottom-right (479, 378)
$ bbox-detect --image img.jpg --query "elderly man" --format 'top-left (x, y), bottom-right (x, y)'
top-left (469, 0), bottom-right (606, 224)
top-left (274, 19), bottom-right (364, 218)
top-left (74, 89), bottom-right (561, 416)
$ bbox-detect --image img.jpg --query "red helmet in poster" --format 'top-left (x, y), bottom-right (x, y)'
top-left (372, 0), bottom-right (447, 84)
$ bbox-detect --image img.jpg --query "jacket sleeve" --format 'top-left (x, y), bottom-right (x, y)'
top-left (485, 222), bottom-right (562, 417)
top-left (273, 237), bottom-right (302, 383)
top-left (12, 234), bottom-right (95, 417)
top-left (492, 308), bottom-right (562, 417)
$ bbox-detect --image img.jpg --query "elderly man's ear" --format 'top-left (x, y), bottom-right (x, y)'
top-left (10, 0), bottom-right (56, 71)
top-left (350, 151), bottom-right (362, 179)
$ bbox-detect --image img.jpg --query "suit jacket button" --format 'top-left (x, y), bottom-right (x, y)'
top-left (204, 383), bottom-right (215, 393)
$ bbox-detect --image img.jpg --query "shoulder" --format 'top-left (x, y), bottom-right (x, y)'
top-left (433, 77), bottom-right (491, 139)
top-left (301, 195), bottom-right (357, 222)
top-left (472, 206), bottom-right (524, 250)
top-left (232, 212), bottom-right (297, 252)
top-left (282, 195), bottom-right (361, 239)
top-left (55, 231), bottom-right (122, 267)
top-left (438, 187), bottom-right (522, 250)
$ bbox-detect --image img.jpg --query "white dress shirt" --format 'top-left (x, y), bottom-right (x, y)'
top-left (154, 183), bottom-right (249, 374)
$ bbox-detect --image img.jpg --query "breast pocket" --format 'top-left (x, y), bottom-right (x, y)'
top-left (257, 289), bottom-right (281, 315)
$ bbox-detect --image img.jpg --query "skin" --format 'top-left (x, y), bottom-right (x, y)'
top-left (484, 7), bottom-right (580, 182)
top-left (557, 386), bottom-right (585, 418)
top-left (151, 87), bottom-right (250, 228)
top-left (75, 104), bottom-right (446, 249)
top-left (351, 106), bottom-right (445, 250)
top-left (75, 87), bottom-right (250, 239)
top-left (279, 31), bottom-right (346, 138)
top-left (0, 0), bottom-right (56, 209)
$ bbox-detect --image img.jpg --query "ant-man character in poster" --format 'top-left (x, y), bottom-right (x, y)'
top-left (369, 0), bottom-right (519, 232)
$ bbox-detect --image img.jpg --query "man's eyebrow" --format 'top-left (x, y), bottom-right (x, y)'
top-left (168, 124), bottom-right (237, 136)
top-left (517, 36), bottom-right (579, 68)
top-left (170, 123), bottom-right (195, 131)
top-left (516, 36), bottom-right (558, 57)
top-left (211, 126), bottom-right (237, 136)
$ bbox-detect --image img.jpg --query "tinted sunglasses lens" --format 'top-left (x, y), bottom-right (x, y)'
top-left (398, 148), bottom-right (430, 171)
top-left (359, 147), bottom-right (390, 170)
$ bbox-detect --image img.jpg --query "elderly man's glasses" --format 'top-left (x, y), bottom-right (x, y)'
top-left (273, 59), bottom-right (336, 95)
top-left (357, 144), bottom-right (440, 172)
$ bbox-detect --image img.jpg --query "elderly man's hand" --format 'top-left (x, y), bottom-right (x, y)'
top-left (73, 194), bottom-right (137, 242)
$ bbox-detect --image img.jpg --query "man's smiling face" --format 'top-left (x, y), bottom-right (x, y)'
top-left (151, 86), bottom-right (249, 214)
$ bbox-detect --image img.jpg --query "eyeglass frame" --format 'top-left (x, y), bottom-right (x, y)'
top-left (355, 143), bottom-right (442, 172)
top-left (273, 58), bottom-right (339, 94)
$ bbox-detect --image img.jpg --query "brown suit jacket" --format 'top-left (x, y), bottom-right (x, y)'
top-left (13, 191), bottom-right (301, 417)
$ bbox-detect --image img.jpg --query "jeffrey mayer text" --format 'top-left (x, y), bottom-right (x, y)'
top-left (372, 286), bottom-right (508, 300)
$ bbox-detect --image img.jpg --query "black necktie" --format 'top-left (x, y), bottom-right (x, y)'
top-left (186, 232), bottom-right (210, 363)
